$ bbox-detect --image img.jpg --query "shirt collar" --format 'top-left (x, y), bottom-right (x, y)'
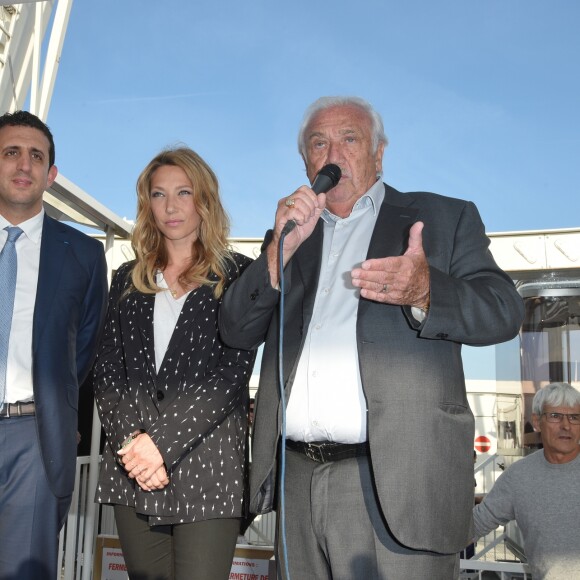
top-left (322, 178), bottom-right (385, 223)
top-left (0, 209), bottom-right (44, 245)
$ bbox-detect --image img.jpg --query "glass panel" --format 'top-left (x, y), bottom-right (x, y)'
top-left (519, 293), bottom-right (580, 452)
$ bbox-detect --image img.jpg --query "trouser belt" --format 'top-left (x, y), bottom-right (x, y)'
top-left (0, 401), bottom-right (36, 418)
top-left (286, 439), bottom-right (369, 463)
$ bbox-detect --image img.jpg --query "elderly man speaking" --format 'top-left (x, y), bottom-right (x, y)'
top-left (219, 96), bottom-right (524, 579)
top-left (473, 382), bottom-right (580, 579)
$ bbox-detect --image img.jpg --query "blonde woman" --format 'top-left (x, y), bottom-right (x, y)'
top-left (94, 147), bottom-right (255, 580)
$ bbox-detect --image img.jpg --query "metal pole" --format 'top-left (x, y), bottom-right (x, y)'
top-left (81, 402), bottom-right (103, 580)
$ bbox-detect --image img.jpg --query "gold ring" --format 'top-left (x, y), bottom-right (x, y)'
top-left (285, 197), bottom-right (296, 207)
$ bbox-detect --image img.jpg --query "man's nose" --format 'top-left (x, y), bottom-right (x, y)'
top-left (17, 154), bottom-right (32, 171)
top-left (326, 141), bottom-right (343, 165)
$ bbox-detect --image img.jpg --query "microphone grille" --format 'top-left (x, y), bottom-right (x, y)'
top-left (319, 163), bottom-right (341, 187)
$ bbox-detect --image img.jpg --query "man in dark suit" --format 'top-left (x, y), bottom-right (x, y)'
top-left (0, 111), bottom-right (107, 579)
top-left (219, 96), bottom-right (524, 579)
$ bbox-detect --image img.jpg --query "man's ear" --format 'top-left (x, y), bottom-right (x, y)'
top-left (374, 141), bottom-right (385, 175)
top-left (47, 164), bottom-right (58, 188)
top-left (532, 413), bottom-right (541, 432)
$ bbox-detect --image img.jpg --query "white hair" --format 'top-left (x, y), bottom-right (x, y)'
top-left (532, 382), bottom-right (580, 415)
top-left (297, 96), bottom-right (388, 161)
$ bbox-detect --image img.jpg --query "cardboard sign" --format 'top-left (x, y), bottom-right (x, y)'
top-left (229, 547), bottom-right (273, 580)
top-left (93, 536), bottom-right (273, 580)
top-left (93, 536), bottom-right (128, 580)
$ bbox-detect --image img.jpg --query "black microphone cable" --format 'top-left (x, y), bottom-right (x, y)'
top-left (277, 229), bottom-right (291, 580)
top-left (275, 164), bottom-right (341, 580)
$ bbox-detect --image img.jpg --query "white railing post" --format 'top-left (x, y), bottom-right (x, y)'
top-left (81, 403), bottom-right (103, 580)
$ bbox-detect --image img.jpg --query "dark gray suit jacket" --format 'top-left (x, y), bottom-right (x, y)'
top-left (219, 184), bottom-right (524, 553)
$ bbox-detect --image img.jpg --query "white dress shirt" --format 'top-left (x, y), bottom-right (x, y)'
top-left (0, 210), bottom-right (43, 403)
top-left (286, 179), bottom-right (385, 443)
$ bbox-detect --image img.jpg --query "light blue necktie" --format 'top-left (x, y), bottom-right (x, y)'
top-left (0, 226), bottom-right (23, 412)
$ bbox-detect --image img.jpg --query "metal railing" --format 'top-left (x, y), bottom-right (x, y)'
top-left (459, 454), bottom-right (530, 578)
top-left (60, 454), bottom-right (530, 579)
top-left (58, 456), bottom-right (96, 579)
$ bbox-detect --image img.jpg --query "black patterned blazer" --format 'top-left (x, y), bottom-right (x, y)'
top-left (94, 253), bottom-right (255, 525)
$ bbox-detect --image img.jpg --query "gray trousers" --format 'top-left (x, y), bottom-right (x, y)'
top-left (114, 505), bottom-right (240, 580)
top-left (278, 448), bottom-right (458, 580)
top-left (0, 415), bottom-right (71, 580)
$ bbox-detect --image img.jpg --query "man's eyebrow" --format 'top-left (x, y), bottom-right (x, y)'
top-left (2, 144), bottom-right (45, 155)
top-left (307, 128), bottom-right (358, 140)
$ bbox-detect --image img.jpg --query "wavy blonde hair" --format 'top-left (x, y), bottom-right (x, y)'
top-left (129, 147), bottom-right (233, 298)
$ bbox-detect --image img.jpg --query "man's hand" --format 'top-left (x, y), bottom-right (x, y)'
top-left (267, 186), bottom-right (326, 287)
top-left (351, 221), bottom-right (430, 309)
top-left (118, 433), bottom-right (167, 486)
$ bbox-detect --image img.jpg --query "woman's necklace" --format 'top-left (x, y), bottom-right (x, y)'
top-left (161, 271), bottom-right (197, 299)
top-left (160, 272), bottom-right (179, 298)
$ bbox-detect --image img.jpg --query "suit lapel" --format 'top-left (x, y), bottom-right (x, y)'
top-left (358, 184), bottom-right (419, 322)
top-left (33, 216), bottom-right (70, 351)
top-left (366, 184), bottom-right (419, 260)
top-left (134, 292), bottom-right (158, 382)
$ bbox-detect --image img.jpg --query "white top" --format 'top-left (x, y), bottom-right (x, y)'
top-left (153, 272), bottom-right (190, 372)
top-left (286, 179), bottom-right (384, 443)
top-left (0, 210), bottom-right (43, 403)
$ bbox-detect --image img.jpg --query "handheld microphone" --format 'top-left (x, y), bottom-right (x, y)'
top-left (281, 164), bottom-right (342, 235)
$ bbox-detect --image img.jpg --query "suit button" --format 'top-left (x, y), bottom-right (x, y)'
top-left (156, 390), bottom-right (165, 401)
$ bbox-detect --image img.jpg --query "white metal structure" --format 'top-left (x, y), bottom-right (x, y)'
top-left (488, 227), bottom-right (580, 277)
top-left (0, 1), bottom-right (132, 239)
top-left (1, 0), bottom-right (70, 119)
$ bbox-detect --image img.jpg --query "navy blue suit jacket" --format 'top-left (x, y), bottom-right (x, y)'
top-left (32, 214), bottom-right (108, 499)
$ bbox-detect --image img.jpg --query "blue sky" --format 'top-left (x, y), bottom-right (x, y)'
top-left (46, 0), bottom-right (580, 238)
